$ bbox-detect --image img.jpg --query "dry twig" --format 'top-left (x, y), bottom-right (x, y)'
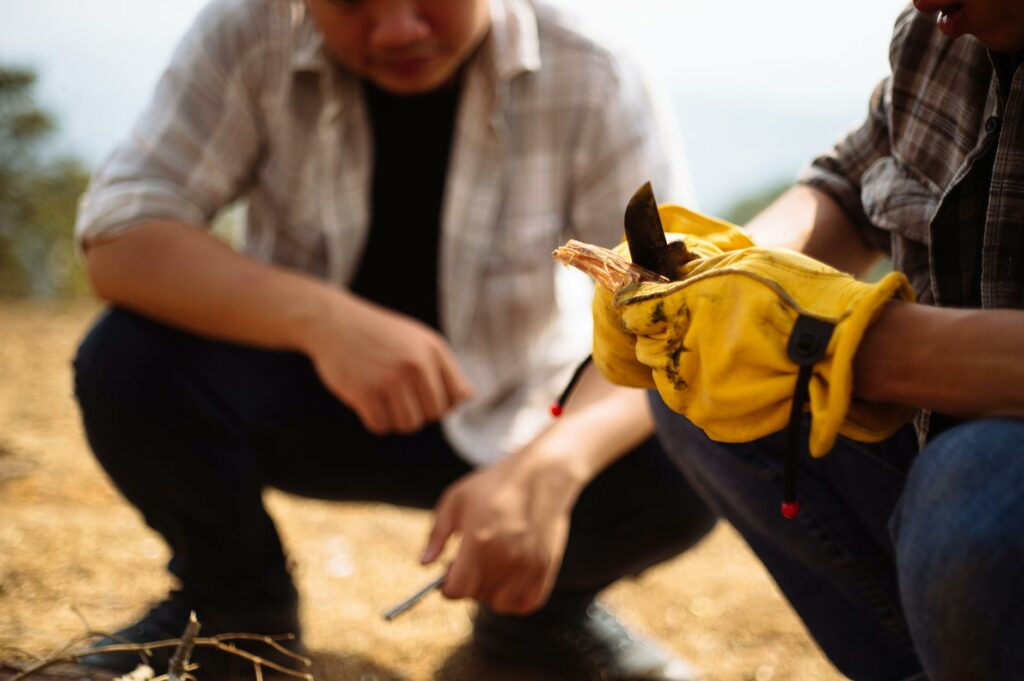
top-left (7, 612), bottom-right (314, 681)
top-left (167, 612), bottom-right (199, 681)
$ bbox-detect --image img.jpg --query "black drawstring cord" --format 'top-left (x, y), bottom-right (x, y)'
top-left (782, 364), bottom-right (814, 518)
top-left (782, 315), bottom-right (836, 519)
top-left (550, 355), bottom-right (594, 417)
top-left (554, 317), bottom-right (835, 521)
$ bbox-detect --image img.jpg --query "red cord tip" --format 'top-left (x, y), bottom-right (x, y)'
top-left (780, 501), bottom-right (801, 519)
top-left (549, 403), bottom-right (564, 417)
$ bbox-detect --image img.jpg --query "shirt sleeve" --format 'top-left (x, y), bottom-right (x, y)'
top-left (75, 0), bottom-right (264, 248)
top-left (566, 49), bottom-right (694, 250)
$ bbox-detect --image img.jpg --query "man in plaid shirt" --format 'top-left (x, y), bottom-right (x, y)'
top-left (622, 1), bottom-right (1024, 679)
top-left (72, 0), bottom-right (712, 679)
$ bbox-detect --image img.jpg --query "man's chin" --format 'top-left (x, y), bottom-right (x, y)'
top-left (367, 66), bottom-right (458, 95)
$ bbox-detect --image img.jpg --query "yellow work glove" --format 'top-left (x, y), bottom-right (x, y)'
top-left (596, 243), bottom-right (915, 457)
top-left (592, 204), bottom-right (755, 387)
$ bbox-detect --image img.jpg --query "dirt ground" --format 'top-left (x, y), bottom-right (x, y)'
top-left (0, 299), bottom-right (845, 681)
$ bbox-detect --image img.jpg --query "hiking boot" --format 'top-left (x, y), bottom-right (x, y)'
top-left (472, 601), bottom-right (701, 681)
top-left (78, 591), bottom-right (306, 680)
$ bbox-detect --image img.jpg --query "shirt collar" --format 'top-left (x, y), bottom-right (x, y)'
top-left (487, 0), bottom-right (542, 82)
top-left (288, 0), bottom-right (542, 81)
top-left (290, 1), bottom-right (330, 73)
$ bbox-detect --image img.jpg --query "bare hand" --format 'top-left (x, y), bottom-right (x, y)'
top-left (420, 452), bottom-right (582, 615)
top-left (302, 294), bottom-right (473, 434)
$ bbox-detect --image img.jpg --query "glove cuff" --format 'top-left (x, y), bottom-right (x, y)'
top-left (808, 271), bottom-right (916, 456)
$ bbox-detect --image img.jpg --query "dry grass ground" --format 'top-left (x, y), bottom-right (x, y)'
top-left (0, 299), bottom-right (845, 681)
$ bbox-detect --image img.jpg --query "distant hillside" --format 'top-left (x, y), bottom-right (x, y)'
top-left (673, 91), bottom-right (867, 215)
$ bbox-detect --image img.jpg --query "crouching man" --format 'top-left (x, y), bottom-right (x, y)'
top-left (73, 0), bottom-right (716, 679)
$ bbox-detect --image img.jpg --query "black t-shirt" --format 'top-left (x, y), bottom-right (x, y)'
top-left (348, 81), bottom-right (461, 331)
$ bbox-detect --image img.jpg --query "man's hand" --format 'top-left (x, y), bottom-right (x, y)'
top-left (590, 203), bottom-right (756, 390)
top-left (596, 246), bottom-right (916, 456)
top-left (417, 362), bottom-right (655, 614)
top-left (84, 220), bottom-right (472, 435)
top-left (420, 447), bottom-right (582, 615)
top-left (301, 297), bottom-right (474, 434)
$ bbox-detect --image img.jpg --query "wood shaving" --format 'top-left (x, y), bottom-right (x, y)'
top-left (552, 240), bottom-right (668, 290)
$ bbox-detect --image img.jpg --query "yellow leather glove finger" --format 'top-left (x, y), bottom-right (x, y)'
top-left (592, 204), bottom-right (753, 386)
top-left (659, 204), bottom-right (755, 256)
top-left (592, 278), bottom-right (656, 389)
top-left (617, 247), bottom-right (915, 456)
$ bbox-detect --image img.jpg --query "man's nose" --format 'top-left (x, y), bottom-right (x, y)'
top-left (369, 1), bottom-right (430, 49)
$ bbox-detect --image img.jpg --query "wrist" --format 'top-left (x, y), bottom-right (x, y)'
top-left (289, 285), bottom-right (359, 356)
top-left (854, 299), bottom-right (927, 403)
top-left (518, 385), bottom-right (655, 487)
top-left (505, 441), bottom-right (590, 500)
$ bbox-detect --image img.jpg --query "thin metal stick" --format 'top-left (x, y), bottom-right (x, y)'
top-left (382, 574), bottom-right (446, 621)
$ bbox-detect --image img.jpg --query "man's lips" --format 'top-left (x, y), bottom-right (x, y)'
top-left (378, 56), bottom-right (435, 74)
top-left (913, 0), bottom-right (963, 13)
top-left (370, 48), bottom-right (444, 79)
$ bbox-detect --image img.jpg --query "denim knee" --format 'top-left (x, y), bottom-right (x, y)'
top-left (893, 419), bottom-right (1024, 681)
top-left (73, 308), bottom-right (178, 415)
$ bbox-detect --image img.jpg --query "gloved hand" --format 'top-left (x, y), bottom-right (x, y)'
top-left (592, 204), bottom-right (754, 388)
top-left (593, 207), bottom-right (915, 456)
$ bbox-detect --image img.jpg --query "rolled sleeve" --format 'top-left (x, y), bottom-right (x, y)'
top-left (75, 0), bottom-right (263, 248)
top-left (76, 179), bottom-right (209, 246)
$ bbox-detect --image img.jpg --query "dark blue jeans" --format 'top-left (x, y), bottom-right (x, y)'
top-left (72, 308), bottom-right (716, 615)
top-left (651, 396), bottom-right (1024, 681)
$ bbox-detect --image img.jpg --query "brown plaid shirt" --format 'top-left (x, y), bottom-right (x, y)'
top-left (799, 5), bottom-right (1024, 311)
top-left (798, 5), bottom-right (1024, 441)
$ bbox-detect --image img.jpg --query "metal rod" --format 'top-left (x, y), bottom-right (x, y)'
top-left (382, 574), bottom-right (446, 621)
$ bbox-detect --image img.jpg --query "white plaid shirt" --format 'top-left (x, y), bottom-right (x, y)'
top-left (75, 0), bottom-right (690, 465)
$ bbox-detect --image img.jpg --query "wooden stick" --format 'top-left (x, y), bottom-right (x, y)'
top-left (9, 633), bottom-right (314, 681)
top-left (552, 240), bottom-right (668, 290)
top-left (167, 612), bottom-right (199, 681)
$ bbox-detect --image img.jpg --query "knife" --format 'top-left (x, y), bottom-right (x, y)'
top-left (623, 181), bottom-right (690, 280)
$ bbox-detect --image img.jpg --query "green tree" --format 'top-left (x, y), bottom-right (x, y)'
top-left (0, 66), bottom-right (90, 296)
top-left (720, 180), bottom-right (791, 226)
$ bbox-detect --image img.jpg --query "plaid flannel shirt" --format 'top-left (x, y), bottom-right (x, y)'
top-left (798, 6), bottom-right (1024, 443)
top-left (75, 0), bottom-right (690, 465)
top-left (800, 5), bottom-right (1024, 309)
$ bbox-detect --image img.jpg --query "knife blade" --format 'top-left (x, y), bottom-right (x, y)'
top-left (623, 181), bottom-right (690, 280)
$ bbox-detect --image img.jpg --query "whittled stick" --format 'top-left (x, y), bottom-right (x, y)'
top-left (552, 240), bottom-right (668, 290)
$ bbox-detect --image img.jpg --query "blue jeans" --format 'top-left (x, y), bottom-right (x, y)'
top-left (651, 395), bottom-right (1024, 681)
top-left (72, 308), bottom-right (716, 612)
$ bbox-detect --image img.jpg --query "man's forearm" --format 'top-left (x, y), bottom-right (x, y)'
top-left (740, 186), bottom-right (1024, 418)
top-left (510, 364), bottom-right (654, 488)
top-left (746, 184), bottom-right (883, 277)
top-left (855, 301), bottom-right (1024, 418)
top-left (84, 220), bottom-right (346, 353)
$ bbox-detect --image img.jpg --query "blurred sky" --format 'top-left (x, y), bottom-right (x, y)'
top-left (0, 0), bottom-right (909, 214)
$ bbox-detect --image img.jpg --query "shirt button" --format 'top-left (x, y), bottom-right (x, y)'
top-left (985, 116), bottom-right (1001, 134)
